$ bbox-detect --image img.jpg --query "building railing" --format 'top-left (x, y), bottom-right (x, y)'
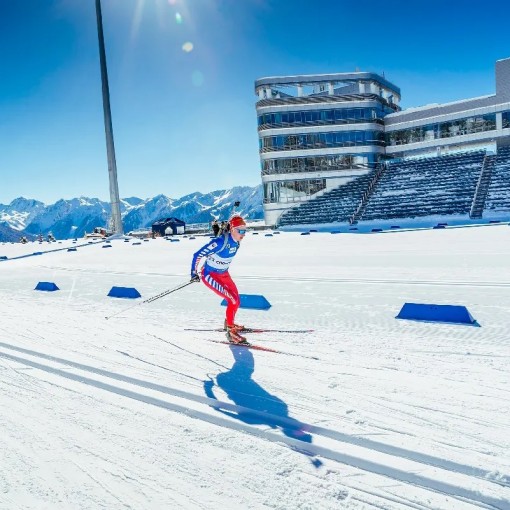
top-left (256, 93), bottom-right (400, 111)
top-left (469, 154), bottom-right (494, 219)
top-left (261, 162), bottom-right (376, 176)
top-left (348, 164), bottom-right (387, 224)
top-left (260, 140), bottom-right (385, 153)
top-left (258, 118), bottom-right (385, 131)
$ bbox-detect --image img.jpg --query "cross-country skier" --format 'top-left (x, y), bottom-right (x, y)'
top-left (190, 215), bottom-right (248, 344)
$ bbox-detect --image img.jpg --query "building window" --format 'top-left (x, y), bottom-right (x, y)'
top-left (261, 153), bottom-right (378, 175)
top-left (386, 113), bottom-right (497, 146)
top-left (263, 179), bottom-right (327, 203)
top-left (503, 111), bottom-right (510, 129)
top-left (257, 107), bottom-right (388, 130)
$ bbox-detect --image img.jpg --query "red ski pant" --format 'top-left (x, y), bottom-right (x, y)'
top-left (201, 268), bottom-right (240, 326)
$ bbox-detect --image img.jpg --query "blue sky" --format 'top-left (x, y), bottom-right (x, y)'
top-left (0, 0), bottom-right (508, 204)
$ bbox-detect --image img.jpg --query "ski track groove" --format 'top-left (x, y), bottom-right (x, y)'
top-left (0, 342), bottom-right (509, 509)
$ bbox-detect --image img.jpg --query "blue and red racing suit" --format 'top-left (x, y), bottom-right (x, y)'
top-left (191, 233), bottom-right (241, 326)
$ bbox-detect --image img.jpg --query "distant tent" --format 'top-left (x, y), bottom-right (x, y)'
top-left (152, 217), bottom-right (186, 236)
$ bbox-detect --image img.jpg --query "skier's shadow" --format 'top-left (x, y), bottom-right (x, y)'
top-left (204, 345), bottom-right (322, 467)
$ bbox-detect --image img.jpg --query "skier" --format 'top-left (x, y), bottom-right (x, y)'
top-left (190, 215), bottom-right (248, 344)
top-left (211, 219), bottom-right (220, 237)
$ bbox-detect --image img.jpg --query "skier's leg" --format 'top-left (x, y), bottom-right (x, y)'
top-left (202, 270), bottom-right (245, 344)
top-left (201, 270), bottom-right (239, 325)
top-left (220, 273), bottom-right (240, 327)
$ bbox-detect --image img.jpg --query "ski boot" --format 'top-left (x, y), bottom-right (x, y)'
top-left (225, 325), bottom-right (250, 345)
top-left (224, 319), bottom-right (246, 332)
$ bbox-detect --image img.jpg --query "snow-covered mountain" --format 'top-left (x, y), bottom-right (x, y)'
top-left (122, 186), bottom-right (263, 233)
top-left (0, 223), bottom-right (25, 243)
top-left (0, 185), bottom-right (263, 240)
top-left (0, 197), bottom-right (45, 231)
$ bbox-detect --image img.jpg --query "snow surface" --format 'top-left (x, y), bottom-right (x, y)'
top-left (0, 227), bottom-right (509, 509)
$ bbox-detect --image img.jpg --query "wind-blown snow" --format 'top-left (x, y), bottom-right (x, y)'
top-left (0, 226), bottom-right (509, 509)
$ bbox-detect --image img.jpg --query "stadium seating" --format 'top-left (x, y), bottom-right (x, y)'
top-left (484, 147), bottom-right (510, 214)
top-left (278, 169), bottom-right (375, 225)
top-left (276, 149), bottom-right (510, 226)
top-left (361, 151), bottom-right (485, 220)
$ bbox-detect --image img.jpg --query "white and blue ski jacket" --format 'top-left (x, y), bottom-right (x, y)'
top-left (191, 233), bottom-right (240, 276)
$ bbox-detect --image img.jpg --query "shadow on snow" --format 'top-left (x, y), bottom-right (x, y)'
top-left (204, 345), bottom-right (322, 467)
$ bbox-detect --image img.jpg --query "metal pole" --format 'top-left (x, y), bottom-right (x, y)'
top-left (95, 0), bottom-right (123, 235)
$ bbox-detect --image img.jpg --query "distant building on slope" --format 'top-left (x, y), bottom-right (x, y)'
top-left (255, 58), bottom-right (510, 226)
top-left (152, 217), bottom-right (186, 236)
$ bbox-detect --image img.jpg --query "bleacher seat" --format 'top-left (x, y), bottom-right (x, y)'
top-left (484, 147), bottom-right (510, 214)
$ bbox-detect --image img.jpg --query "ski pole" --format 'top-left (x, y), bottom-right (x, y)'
top-left (105, 279), bottom-right (196, 320)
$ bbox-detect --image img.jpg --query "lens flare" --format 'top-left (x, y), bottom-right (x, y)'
top-left (182, 42), bottom-right (194, 53)
top-left (175, 12), bottom-right (182, 24)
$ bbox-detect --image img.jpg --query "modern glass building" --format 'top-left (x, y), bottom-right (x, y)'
top-left (256, 58), bottom-right (510, 226)
top-left (255, 72), bottom-right (401, 225)
top-left (384, 58), bottom-right (510, 159)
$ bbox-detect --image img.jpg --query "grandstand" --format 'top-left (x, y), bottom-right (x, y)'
top-left (484, 147), bottom-right (510, 216)
top-left (278, 169), bottom-right (375, 225)
top-left (360, 151), bottom-right (485, 221)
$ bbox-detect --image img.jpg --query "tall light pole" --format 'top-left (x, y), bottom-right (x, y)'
top-left (95, 0), bottom-right (123, 235)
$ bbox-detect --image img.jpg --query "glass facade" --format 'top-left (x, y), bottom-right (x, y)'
top-left (263, 179), bottom-right (327, 204)
top-left (260, 130), bottom-right (385, 152)
top-left (503, 111), bottom-right (510, 129)
top-left (386, 113), bottom-right (497, 146)
top-left (262, 153), bottom-right (379, 175)
top-left (258, 106), bottom-right (393, 129)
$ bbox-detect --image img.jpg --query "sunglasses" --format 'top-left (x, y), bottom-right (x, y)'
top-left (235, 228), bottom-right (247, 235)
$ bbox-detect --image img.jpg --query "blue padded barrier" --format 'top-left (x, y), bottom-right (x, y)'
top-left (221, 294), bottom-right (271, 310)
top-left (102, 244), bottom-right (112, 248)
top-left (170, 239), bottom-right (180, 242)
top-left (108, 286), bottom-right (141, 299)
top-left (35, 282), bottom-right (59, 291)
top-left (132, 242), bottom-right (142, 245)
top-left (391, 225), bottom-right (401, 229)
top-left (0, 256), bottom-right (7, 260)
top-left (300, 232), bottom-right (310, 236)
top-left (396, 303), bottom-right (479, 326)
top-left (371, 228), bottom-right (383, 232)
top-left (433, 225), bottom-right (445, 229)
top-left (67, 247), bottom-right (77, 252)
top-left (252, 232), bottom-right (259, 235)
top-left (265, 234), bottom-right (273, 237)
top-left (273, 231), bottom-right (281, 234)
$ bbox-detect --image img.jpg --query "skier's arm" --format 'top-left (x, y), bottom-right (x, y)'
top-left (190, 238), bottom-right (223, 277)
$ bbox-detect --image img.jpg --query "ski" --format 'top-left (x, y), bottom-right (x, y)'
top-left (208, 339), bottom-right (319, 360)
top-left (185, 328), bottom-right (314, 334)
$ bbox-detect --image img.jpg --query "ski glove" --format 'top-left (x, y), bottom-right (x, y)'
top-left (190, 274), bottom-right (200, 283)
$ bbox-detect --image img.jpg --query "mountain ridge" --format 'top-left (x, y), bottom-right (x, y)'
top-left (0, 185), bottom-right (264, 240)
